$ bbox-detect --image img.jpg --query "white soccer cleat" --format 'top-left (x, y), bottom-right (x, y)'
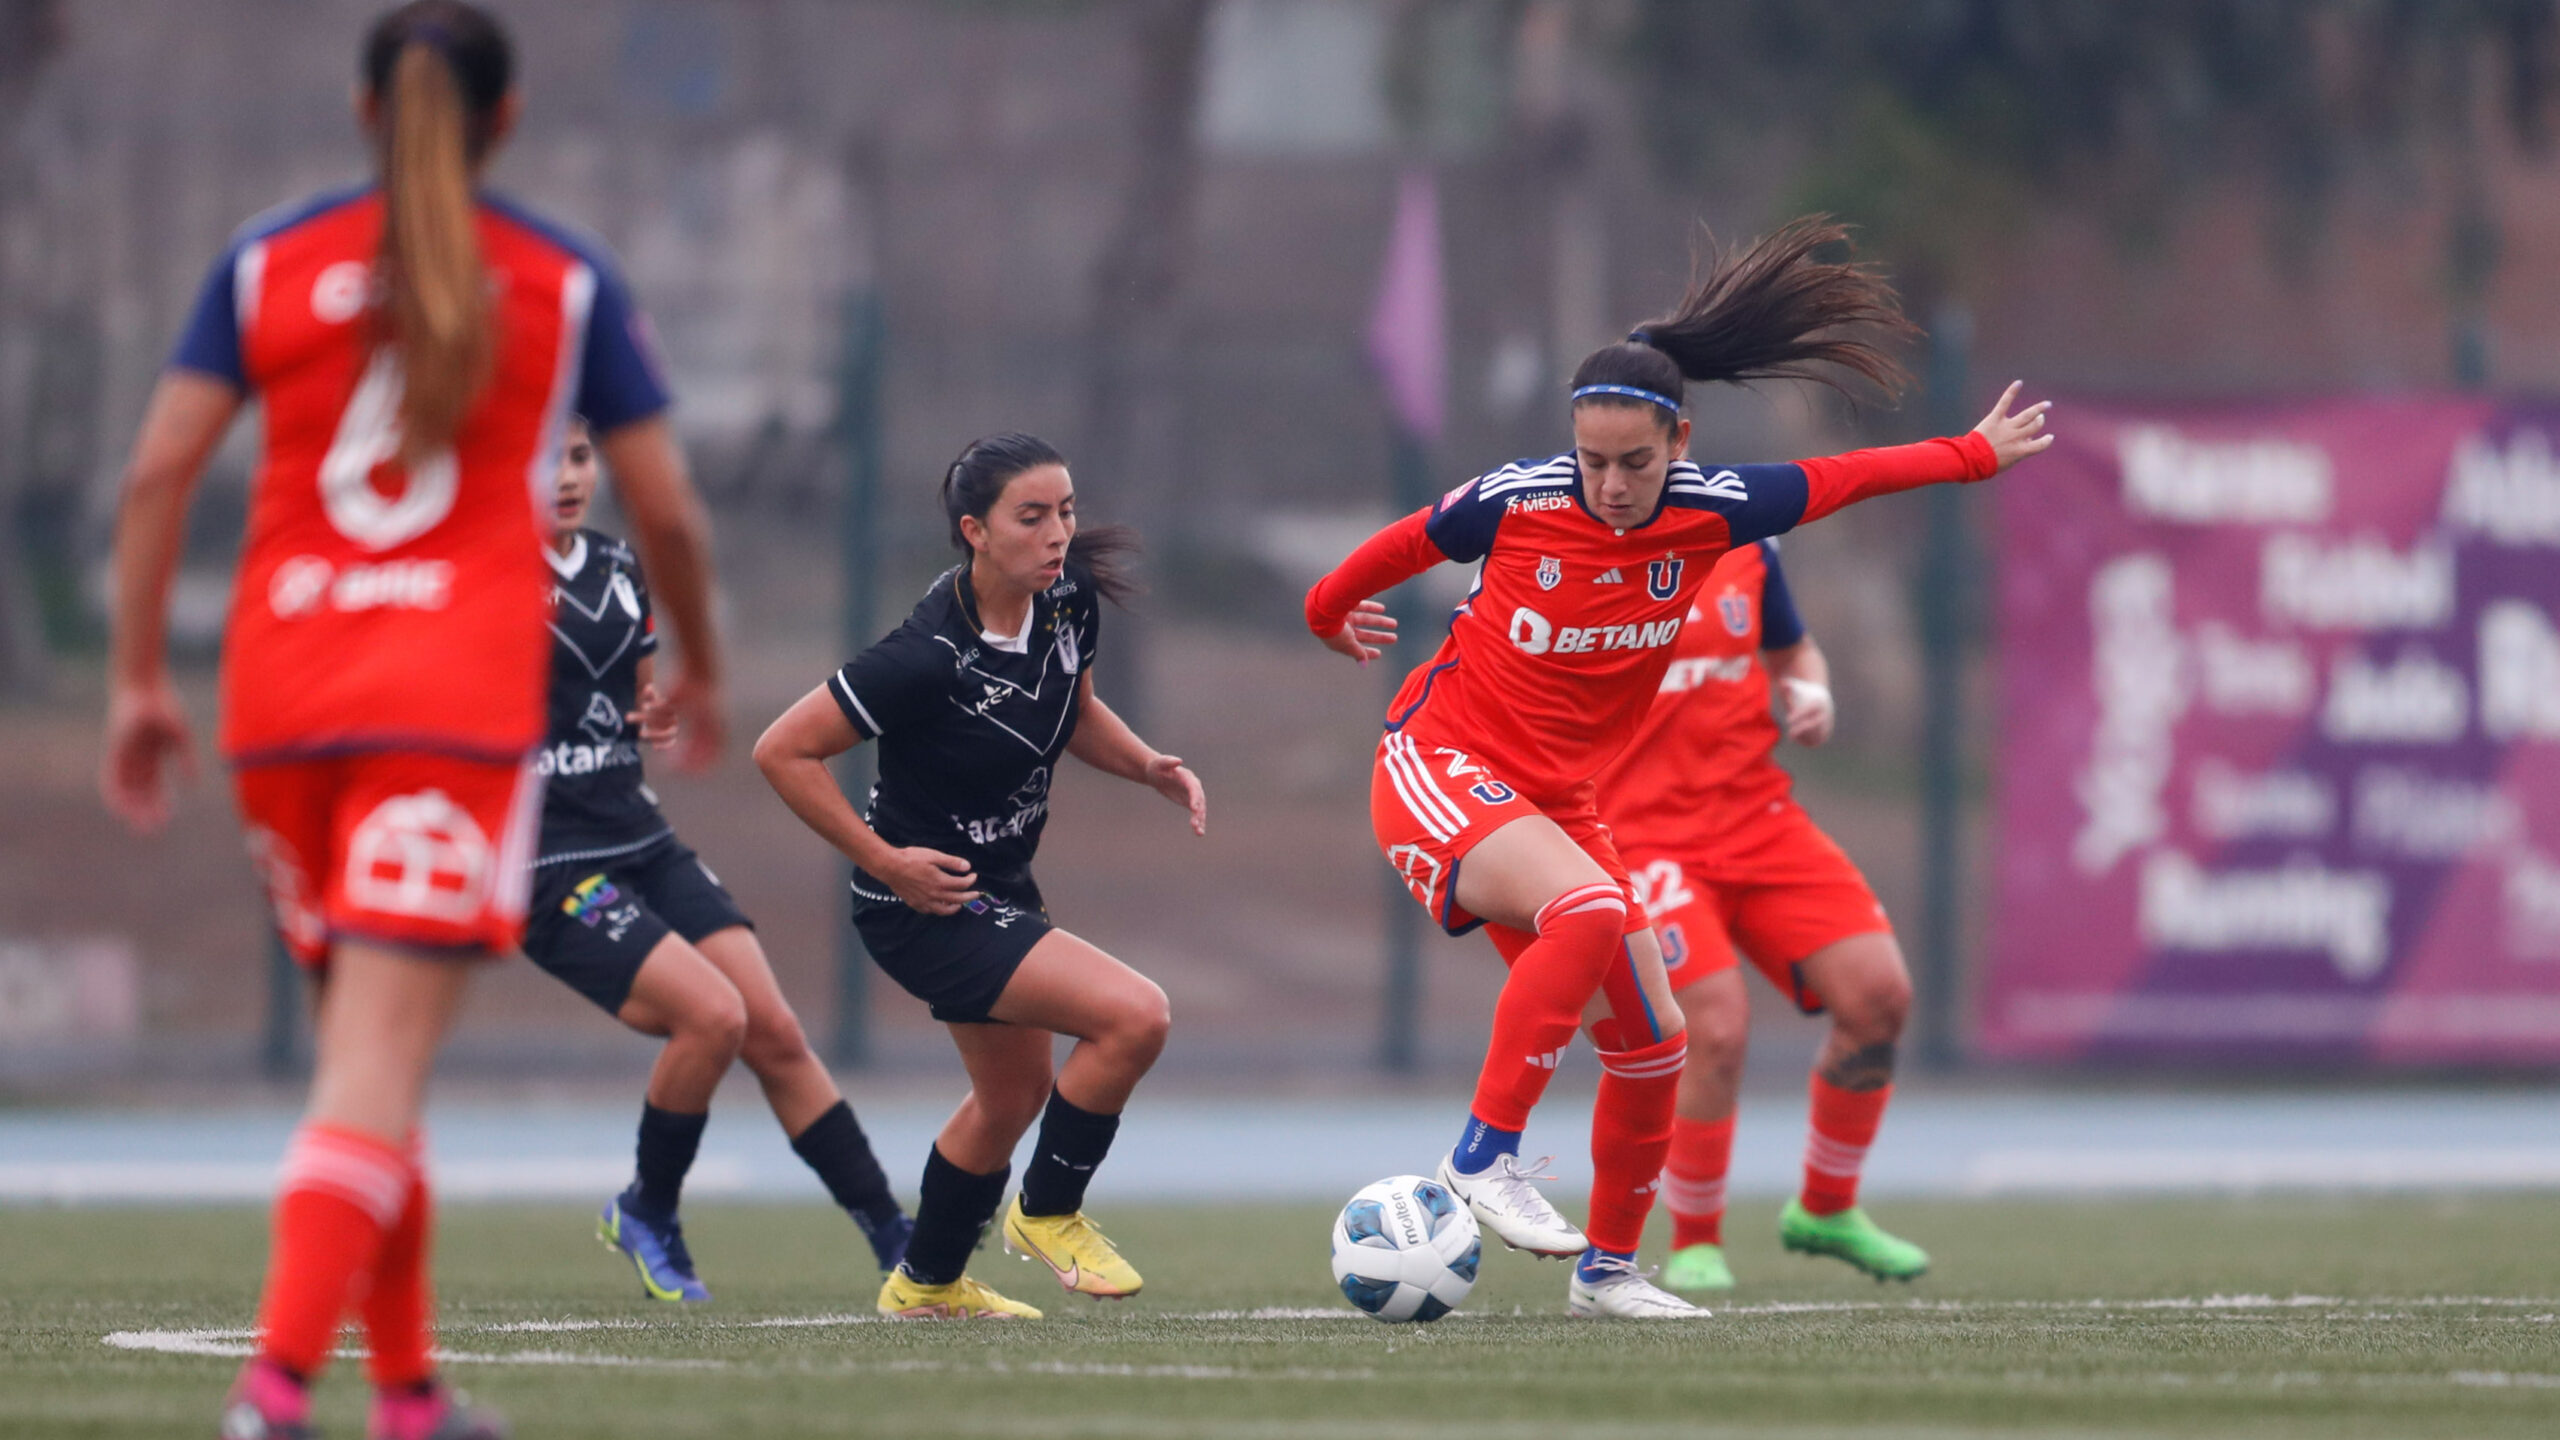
top-left (1436, 1151), bottom-right (1586, 1258)
top-left (1567, 1256), bottom-right (1713, 1319)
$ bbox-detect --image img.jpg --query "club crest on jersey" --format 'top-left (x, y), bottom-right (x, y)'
top-left (1537, 556), bottom-right (1562, 590)
top-left (1718, 586), bottom-right (1752, 635)
top-left (579, 691), bottom-right (624, 742)
top-left (1056, 625), bottom-right (1080, 674)
top-left (1646, 557), bottom-right (1684, 601)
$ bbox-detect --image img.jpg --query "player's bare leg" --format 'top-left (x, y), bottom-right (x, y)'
top-left (886, 932), bottom-right (1166, 1316)
top-left (694, 927), bottom-right (910, 1268)
top-left (1435, 815), bottom-right (1620, 1257)
top-left (1781, 932), bottom-right (1927, 1281)
top-left (597, 936), bottom-right (747, 1302)
top-left (1661, 967), bottom-right (1749, 1291)
top-left (988, 932), bottom-right (1168, 1299)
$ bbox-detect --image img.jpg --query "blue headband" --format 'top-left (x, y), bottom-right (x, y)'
top-left (1572, 383), bottom-right (1681, 414)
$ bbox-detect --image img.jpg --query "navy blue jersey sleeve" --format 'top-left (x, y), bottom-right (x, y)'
top-left (1421, 472), bottom-right (1515, 564)
top-left (167, 246), bottom-right (248, 389)
top-left (1757, 540), bottom-right (1807, 650)
top-left (576, 259), bottom-right (673, 433)
top-left (1666, 461), bottom-right (1811, 545)
top-left (829, 626), bottom-right (940, 741)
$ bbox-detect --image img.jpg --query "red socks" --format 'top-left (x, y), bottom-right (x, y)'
top-left (1663, 1115), bottom-right (1735, 1248)
top-left (1582, 1026), bottom-right (1685, 1254)
top-left (257, 1123), bottom-right (411, 1378)
top-left (361, 1135), bottom-right (436, 1390)
top-left (1468, 883), bottom-right (1626, 1130)
top-left (1803, 1076), bottom-right (1892, 1216)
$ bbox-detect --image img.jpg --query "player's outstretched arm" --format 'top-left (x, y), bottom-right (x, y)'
top-left (100, 372), bottom-right (240, 833)
top-left (598, 416), bottom-right (725, 771)
top-left (1066, 670), bottom-right (1206, 836)
top-left (752, 686), bottom-right (982, 914)
top-left (1786, 383), bottom-right (2053, 533)
top-left (1304, 509), bottom-right (1447, 664)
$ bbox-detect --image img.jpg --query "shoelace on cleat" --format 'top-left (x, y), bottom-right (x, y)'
top-left (1480, 1154), bottom-right (1568, 1223)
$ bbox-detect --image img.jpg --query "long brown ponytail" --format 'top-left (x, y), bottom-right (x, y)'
top-left (1571, 216), bottom-right (1918, 422)
top-left (362, 2), bottom-right (513, 461)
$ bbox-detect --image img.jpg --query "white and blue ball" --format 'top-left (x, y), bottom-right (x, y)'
top-left (1329, 1174), bottom-right (1481, 1323)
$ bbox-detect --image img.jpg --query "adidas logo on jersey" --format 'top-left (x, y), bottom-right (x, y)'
top-left (1526, 1045), bottom-right (1569, 1070)
top-left (1593, 568), bottom-right (1624, 584)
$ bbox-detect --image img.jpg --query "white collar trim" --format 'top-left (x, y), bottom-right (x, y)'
top-left (545, 532), bottom-right (588, 579)
top-left (979, 599), bottom-right (1036, 654)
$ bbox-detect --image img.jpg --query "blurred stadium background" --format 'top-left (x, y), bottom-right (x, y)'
top-left (4, 0), bottom-right (2560, 1165)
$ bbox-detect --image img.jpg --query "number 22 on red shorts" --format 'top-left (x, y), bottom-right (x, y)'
top-left (1369, 732), bottom-right (1638, 937)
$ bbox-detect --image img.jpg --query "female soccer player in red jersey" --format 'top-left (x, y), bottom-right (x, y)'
top-left (1305, 218), bottom-right (2051, 1318)
top-left (1593, 540), bottom-right (1928, 1291)
top-left (98, 6), bottom-right (723, 1435)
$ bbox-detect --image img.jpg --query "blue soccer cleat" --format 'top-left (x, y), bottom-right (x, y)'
top-left (598, 1190), bottom-right (710, 1303)
top-left (861, 1211), bottom-right (916, 1272)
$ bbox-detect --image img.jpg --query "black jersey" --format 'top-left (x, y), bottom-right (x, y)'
top-left (535, 529), bottom-right (670, 866)
top-left (827, 562), bottom-right (1101, 898)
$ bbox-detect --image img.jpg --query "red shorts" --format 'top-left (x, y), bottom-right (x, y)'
top-left (1622, 800), bottom-right (1889, 1009)
top-left (234, 751), bottom-right (543, 966)
top-left (1370, 731), bottom-right (1644, 937)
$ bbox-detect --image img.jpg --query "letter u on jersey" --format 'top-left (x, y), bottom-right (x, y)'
top-left (1647, 558), bottom-right (1684, 601)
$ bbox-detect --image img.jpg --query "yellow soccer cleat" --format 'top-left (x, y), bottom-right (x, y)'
top-left (1000, 1198), bottom-right (1144, 1298)
top-left (875, 1268), bottom-right (1044, 1320)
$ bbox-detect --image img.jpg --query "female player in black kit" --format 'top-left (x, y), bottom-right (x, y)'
top-left (757, 432), bottom-right (1204, 1320)
top-left (524, 418), bottom-right (909, 1301)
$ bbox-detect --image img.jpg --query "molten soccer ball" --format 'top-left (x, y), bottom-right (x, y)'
top-left (1329, 1174), bottom-right (1481, 1323)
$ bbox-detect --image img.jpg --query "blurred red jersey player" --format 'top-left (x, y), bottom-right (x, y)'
top-left (97, 5), bottom-right (723, 1436)
top-left (1596, 539), bottom-right (1930, 1291)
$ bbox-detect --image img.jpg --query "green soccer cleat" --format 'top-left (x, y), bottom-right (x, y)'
top-left (1778, 1199), bottom-right (1928, 1281)
top-left (1662, 1242), bottom-right (1736, 1292)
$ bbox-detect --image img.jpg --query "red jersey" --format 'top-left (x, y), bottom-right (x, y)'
top-left (169, 185), bottom-right (670, 764)
top-left (1306, 434), bottom-right (1996, 804)
top-left (1595, 540), bottom-right (1803, 855)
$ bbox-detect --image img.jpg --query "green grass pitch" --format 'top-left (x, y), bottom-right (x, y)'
top-left (5, 1196), bottom-right (2558, 1438)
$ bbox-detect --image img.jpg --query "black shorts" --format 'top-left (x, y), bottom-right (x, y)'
top-left (850, 871), bottom-right (1051, 1025)
top-left (524, 837), bottom-right (753, 1015)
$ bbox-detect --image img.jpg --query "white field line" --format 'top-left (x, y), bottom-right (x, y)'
top-left (103, 1294), bottom-right (2560, 1370)
top-left (96, 1326), bottom-right (1370, 1380)
top-left (98, 1326), bottom-right (2558, 1392)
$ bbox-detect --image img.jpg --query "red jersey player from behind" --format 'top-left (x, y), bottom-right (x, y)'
top-left (98, 5), bottom-right (723, 1436)
top-left (1306, 218), bottom-right (2051, 1318)
top-left (1594, 540), bottom-right (1928, 1291)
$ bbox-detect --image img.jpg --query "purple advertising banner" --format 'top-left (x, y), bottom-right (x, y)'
top-left (1984, 398), bottom-right (2560, 1063)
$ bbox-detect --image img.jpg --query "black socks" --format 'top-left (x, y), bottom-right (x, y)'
top-left (790, 1100), bottom-right (908, 1265)
top-left (900, 1144), bottom-right (1009, 1286)
top-left (1018, 1088), bottom-right (1121, 1219)
top-left (629, 1103), bottom-right (708, 1218)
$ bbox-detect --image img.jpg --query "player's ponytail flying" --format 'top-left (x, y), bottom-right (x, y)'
top-left (363, 1), bottom-right (512, 460)
top-left (1573, 216), bottom-right (1918, 425)
top-left (940, 432), bottom-right (1142, 605)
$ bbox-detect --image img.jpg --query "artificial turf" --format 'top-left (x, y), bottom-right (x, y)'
top-left (4, 1195), bottom-right (2557, 1438)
